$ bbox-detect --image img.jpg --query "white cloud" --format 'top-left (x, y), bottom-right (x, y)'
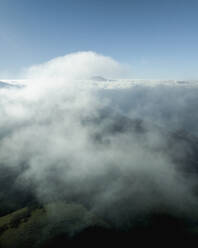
top-left (0, 51), bottom-right (198, 225)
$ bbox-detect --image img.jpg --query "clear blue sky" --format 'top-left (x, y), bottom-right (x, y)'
top-left (0, 0), bottom-right (198, 79)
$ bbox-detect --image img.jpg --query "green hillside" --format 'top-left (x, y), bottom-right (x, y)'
top-left (0, 202), bottom-right (108, 248)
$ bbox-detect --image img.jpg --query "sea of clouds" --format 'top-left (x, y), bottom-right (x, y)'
top-left (1, 51), bottom-right (198, 225)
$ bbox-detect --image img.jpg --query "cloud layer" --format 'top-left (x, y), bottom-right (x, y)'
top-left (1, 51), bottom-right (198, 227)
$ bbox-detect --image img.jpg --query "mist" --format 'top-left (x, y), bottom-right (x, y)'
top-left (1, 51), bottom-right (198, 228)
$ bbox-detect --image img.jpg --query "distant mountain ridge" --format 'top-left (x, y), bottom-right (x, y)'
top-left (0, 81), bottom-right (14, 88)
top-left (0, 81), bottom-right (22, 89)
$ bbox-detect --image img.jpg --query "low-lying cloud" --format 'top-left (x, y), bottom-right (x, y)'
top-left (1, 51), bottom-right (198, 226)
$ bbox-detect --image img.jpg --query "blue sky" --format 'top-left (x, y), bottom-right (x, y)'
top-left (0, 0), bottom-right (198, 79)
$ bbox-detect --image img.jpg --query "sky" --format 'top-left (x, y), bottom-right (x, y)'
top-left (0, 0), bottom-right (198, 79)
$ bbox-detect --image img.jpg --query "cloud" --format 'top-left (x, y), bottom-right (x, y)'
top-left (0, 51), bottom-right (198, 227)
top-left (99, 84), bottom-right (198, 135)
